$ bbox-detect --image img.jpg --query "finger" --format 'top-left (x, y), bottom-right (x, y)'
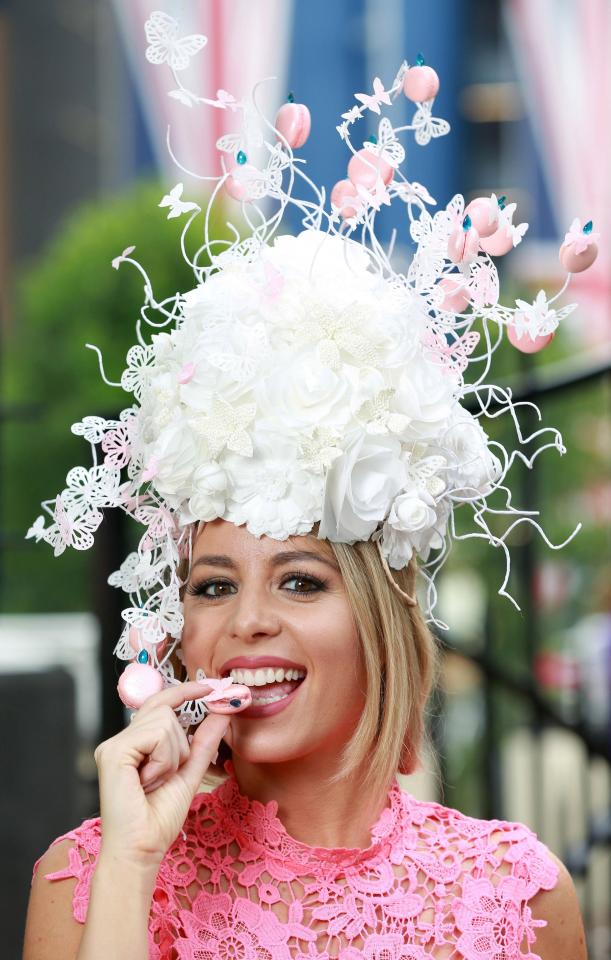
top-left (137, 725), bottom-right (179, 784)
top-left (140, 720), bottom-right (189, 784)
top-left (143, 776), bottom-right (166, 795)
top-left (177, 713), bottom-right (230, 795)
top-left (135, 679), bottom-right (225, 718)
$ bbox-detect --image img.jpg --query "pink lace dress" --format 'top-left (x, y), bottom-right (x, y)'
top-left (33, 761), bottom-right (558, 960)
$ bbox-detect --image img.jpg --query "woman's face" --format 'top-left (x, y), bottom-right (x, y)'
top-left (181, 519), bottom-right (366, 766)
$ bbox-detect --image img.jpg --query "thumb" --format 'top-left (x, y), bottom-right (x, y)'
top-left (178, 713), bottom-right (230, 794)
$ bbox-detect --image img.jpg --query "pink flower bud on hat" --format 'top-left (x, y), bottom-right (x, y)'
top-left (464, 196), bottom-right (500, 239)
top-left (331, 179), bottom-right (362, 220)
top-left (559, 219), bottom-right (599, 273)
top-left (403, 54), bottom-right (440, 103)
top-left (438, 276), bottom-right (471, 313)
top-left (448, 215), bottom-right (480, 264)
top-left (348, 149), bottom-right (394, 190)
top-left (275, 96), bottom-right (311, 149)
top-left (507, 323), bottom-right (555, 354)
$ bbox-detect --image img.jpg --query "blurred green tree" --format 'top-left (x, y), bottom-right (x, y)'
top-left (1, 181), bottom-right (230, 612)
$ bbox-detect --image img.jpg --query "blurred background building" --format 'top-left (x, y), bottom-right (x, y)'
top-left (0, 1), bottom-right (609, 957)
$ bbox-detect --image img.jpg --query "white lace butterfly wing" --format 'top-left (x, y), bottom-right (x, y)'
top-left (145, 11), bottom-right (207, 72)
top-left (375, 117), bottom-right (405, 168)
top-left (414, 103), bottom-right (451, 147)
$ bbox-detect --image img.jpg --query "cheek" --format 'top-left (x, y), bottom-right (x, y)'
top-left (180, 607), bottom-right (217, 675)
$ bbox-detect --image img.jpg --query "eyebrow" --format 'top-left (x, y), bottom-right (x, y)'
top-left (191, 549), bottom-right (339, 572)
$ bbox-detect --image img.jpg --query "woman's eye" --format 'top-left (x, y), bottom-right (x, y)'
top-left (282, 575), bottom-right (324, 594)
top-left (188, 580), bottom-right (235, 599)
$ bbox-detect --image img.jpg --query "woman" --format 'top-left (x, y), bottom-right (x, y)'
top-left (22, 14), bottom-right (593, 957)
top-left (24, 518), bottom-right (586, 959)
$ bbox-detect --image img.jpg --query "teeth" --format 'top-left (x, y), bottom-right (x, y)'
top-left (251, 692), bottom-right (290, 705)
top-left (228, 666), bottom-right (306, 685)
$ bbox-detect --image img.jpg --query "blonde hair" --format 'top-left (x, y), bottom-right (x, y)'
top-left (325, 539), bottom-right (438, 793)
top-left (177, 529), bottom-right (439, 797)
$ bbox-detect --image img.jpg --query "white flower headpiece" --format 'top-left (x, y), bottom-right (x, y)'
top-left (28, 13), bottom-right (597, 703)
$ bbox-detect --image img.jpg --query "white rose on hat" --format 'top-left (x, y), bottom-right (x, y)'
top-left (319, 432), bottom-right (406, 543)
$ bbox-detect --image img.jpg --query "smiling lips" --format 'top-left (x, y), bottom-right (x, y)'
top-left (218, 656), bottom-right (307, 709)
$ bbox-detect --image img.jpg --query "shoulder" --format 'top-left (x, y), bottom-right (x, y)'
top-left (28, 816), bottom-right (102, 917)
top-left (24, 832), bottom-right (95, 960)
top-left (526, 852), bottom-right (587, 960)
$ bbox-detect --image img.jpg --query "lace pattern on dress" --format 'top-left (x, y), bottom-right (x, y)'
top-left (33, 765), bottom-right (559, 960)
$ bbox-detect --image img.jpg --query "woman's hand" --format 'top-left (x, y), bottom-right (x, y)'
top-left (94, 681), bottom-right (232, 872)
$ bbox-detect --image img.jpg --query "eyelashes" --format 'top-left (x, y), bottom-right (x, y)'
top-left (186, 569), bottom-right (328, 601)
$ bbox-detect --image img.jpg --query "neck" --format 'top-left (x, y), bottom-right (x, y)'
top-left (230, 750), bottom-right (392, 850)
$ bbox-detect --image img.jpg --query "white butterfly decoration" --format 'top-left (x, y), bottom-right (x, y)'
top-left (71, 415), bottom-right (112, 445)
top-left (121, 606), bottom-right (167, 647)
top-left (144, 11), bottom-right (207, 73)
top-left (364, 117), bottom-right (405, 169)
top-left (497, 202), bottom-right (529, 247)
top-left (108, 551), bottom-right (168, 594)
top-left (159, 183), bottom-right (199, 220)
top-left (26, 515), bottom-right (47, 543)
top-left (393, 180), bottom-right (437, 209)
top-left (120, 344), bottom-right (156, 402)
top-left (413, 101), bottom-right (451, 146)
top-left (207, 323), bottom-right (270, 384)
top-left (62, 465), bottom-right (121, 512)
top-left (340, 105), bottom-right (362, 125)
top-left (468, 260), bottom-right (500, 309)
top-left (47, 496), bottom-right (103, 556)
top-left (354, 77), bottom-right (392, 115)
top-left (407, 455), bottom-right (448, 498)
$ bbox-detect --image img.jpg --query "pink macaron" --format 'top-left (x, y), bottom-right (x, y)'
top-left (403, 65), bottom-right (440, 103)
top-left (438, 276), bottom-right (471, 312)
top-left (464, 197), bottom-right (500, 239)
top-left (507, 323), bottom-right (554, 354)
top-left (347, 149), bottom-right (394, 190)
top-left (117, 662), bottom-right (165, 709)
top-left (448, 220), bottom-right (480, 265)
top-left (559, 241), bottom-right (598, 274)
top-left (331, 178), bottom-right (362, 219)
top-left (479, 226), bottom-right (514, 257)
top-left (275, 101), bottom-right (311, 149)
top-left (224, 162), bottom-right (260, 202)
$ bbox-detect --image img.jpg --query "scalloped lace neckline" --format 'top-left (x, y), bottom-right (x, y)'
top-left (213, 760), bottom-right (408, 870)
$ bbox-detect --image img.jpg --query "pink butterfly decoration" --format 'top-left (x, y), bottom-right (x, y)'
top-left (423, 328), bottom-right (480, 374)
top-left (201, 676), bottom-right (235, 702)
top-left (354, 77), bottom-right (392, 115)
top-left (142, 457), bottom-right (159, 482)
top-left (178, 361), bottom-right (195, 384)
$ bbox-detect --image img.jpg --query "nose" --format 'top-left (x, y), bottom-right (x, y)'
top-left (227, 583), bottom-right (281, 644)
